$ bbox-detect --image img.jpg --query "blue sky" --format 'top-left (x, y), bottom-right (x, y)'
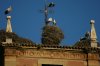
top-left (0, 0), bottom-right (100, 46)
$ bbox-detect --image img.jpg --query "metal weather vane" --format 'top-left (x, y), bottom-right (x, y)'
top-left (44, 0), bottom-right (56, 25)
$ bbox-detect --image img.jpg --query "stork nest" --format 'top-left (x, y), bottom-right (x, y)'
top-left (41, 25), bottom-right (64, 45)
top-left (0, 30), bottom-right (35, 45)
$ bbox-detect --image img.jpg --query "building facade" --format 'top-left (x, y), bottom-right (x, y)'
top-left (0, 3), bottom-right (100, 66)
top-left (0, 43), bottom-right (100, 66)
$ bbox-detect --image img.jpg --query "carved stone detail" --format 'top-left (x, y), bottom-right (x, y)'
top-left (16, 50), bottom-right (86, 60)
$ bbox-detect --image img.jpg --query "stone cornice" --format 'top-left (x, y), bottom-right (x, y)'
top-left (1, 43), bottom-right (100, 53)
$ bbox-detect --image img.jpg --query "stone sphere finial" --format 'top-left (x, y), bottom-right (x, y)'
top-left (7, 16), bottom-right (11, 19)
top-left (90, 20), bottom-right (95, 24)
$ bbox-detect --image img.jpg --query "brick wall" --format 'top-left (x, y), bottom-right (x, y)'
top-left (16, 58), bottom-right (37, 66)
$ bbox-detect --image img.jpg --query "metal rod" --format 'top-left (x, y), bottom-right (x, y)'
top-left (44, 0), bottom-right (48, 25)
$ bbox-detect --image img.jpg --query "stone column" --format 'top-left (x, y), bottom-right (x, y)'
top-left (90, 20), bottom-right (97, 47)
top-left (6, 16), bottom-right (12, 33)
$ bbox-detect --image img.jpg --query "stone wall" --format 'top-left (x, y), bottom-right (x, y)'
top-left (1, 47), bottom-right (100, 66)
